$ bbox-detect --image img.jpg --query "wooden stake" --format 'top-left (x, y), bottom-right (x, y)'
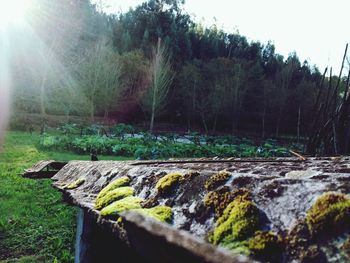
top-left (289, 150), bottom-right (307, 161)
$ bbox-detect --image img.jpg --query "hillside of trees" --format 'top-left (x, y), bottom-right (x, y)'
top-left (10, 0), bottom-right (349, 140)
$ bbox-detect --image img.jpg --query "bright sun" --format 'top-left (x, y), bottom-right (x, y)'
top-left (0, 0), bottom-right (31, 27)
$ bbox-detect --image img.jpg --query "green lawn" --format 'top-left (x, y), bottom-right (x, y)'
top-left (0, 131), bottom-right (132, 263)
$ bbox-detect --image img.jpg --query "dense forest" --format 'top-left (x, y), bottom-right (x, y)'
top-left (10, 0), bottom-right (349, 140)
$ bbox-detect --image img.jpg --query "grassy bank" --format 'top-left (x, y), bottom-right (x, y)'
top-left (0, 132), bottom-right (130, 262)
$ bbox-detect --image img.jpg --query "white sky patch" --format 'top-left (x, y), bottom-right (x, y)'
top-left (92, 0), bottom-right (350, 73)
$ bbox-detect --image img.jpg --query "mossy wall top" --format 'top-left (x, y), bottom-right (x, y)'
top-left (51, 157), bottom-right (350, 263)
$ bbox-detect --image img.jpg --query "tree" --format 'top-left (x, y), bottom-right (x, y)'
top-left (76, 39), bottom-right (121, 121)
top-left (228, 62), bottom-right (247, 133)
top-left (273, 53), bottom-right (300, 136)
top-left (118, 50), bottom-right (150, 118)
top-left (179, 61), bottom-right (200, 131)
top-left (206, 58), bottom-right (232, 133)
top-left (142, 38), bottom-right (174, 132)
top-left (241, 62), bottom-right (264, 132)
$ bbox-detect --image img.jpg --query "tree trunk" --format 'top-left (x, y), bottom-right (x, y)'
top-left (40, 74), bottom-right (47, 117)
top-left (262, 103), bottom-right (266, 139)
top-left (297, 105), bottom-right (301, 143)
top-left (187, 114), bottom-right (191, 133)
top-left (332, 121), bottom-right (338, 155)
top-left (201, 113), bottom-right (208, 134)
top-left (275, 108), bottom-right (283, 137)
top-left (149, 67), bottom-right (158, 133)
top-left (212, 114), bottom-right (217, 134)
top-left (150, 110), bottom-right (155, 133)
top-left (231, 113), bottom-right (240, 135)
top-left (275, 119), bottom-right (281, 138)
top-left (90, 101), bottom-right (95, 123)
top-left (191, 80), bottom-right (197, 132)
top-left (231, 121), bottom-right (235, 135)
top-left (104, 109), bottom-right (109, 121)
top-left (65, 110), bottom-right (70, 123)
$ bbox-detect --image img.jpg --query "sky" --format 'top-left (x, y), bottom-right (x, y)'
top-left (96, 0), bottom-right (349, 73)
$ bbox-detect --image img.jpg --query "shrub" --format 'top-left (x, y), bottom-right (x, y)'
top-left (57, 123), bottom-right (80, 135)
top-left (82, 124), bottom-right (105, 136)
top-left (111, 123), bottom-right (136, 138)
top-left (40, 135), bottom-right (58, 148)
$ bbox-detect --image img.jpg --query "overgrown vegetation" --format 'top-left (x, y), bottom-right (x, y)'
top-left (37, 123), bottom-right (292, 160)
top-left (0, 132), bottom-right (131, 262)
top-left (0, 132), bottom-right (76, 262)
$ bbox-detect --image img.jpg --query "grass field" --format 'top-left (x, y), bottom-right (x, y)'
top-left (0, 131), bottom-right (131, 263)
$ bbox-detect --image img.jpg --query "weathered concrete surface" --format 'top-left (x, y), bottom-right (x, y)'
top-left (121, 211), bottom-right (252, 263)
top-left (23, 160), bottom-right (67, 178)
top-left (49, 157), bottom-right (350, 262)
top-left (52, 159), bottom-right (252, 262)
top-left (74, 208), bottom-right (151, 263)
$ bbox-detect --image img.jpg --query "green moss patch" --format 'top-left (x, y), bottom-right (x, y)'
top-left (204, 189), bottom-right (234, 218)
top-left (132, 206), bottom-right (173, 223)
top-left (64, 177), bottom-right (85, 190)
top-left (155, 172), bottom-right (183, 195)
top-left (95, 186), bottom-right (134, 210)
top-left (218, 241), bottom-right (251, 256)
top-left (206, 189), bottom-right (284, 261)
top-left (96, 176), bottom-right (131, 200)
top-left (204, 187), bottom-right (251, 218)
top-left (100, 196), bottom-right (143, 217)
top-left (306, 192), bottom-right (350, 238)
top-left (155, 171), bottom-right (199, 196)
top-left (205, 171), bottom-right (231, 190)
top-left (247, 231), bottom-right (283, 261)
top-left (210, 195), bottom-right (260, 245)
top-left (182, 171), bottom-right (200, 180)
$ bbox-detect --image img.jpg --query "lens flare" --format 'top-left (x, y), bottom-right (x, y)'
top-left (0, 0), bottom-right (33, 142)
top-left (0, 34), bottom-right (10, 144)
top-left (0, 0), bottom-right (31, 28)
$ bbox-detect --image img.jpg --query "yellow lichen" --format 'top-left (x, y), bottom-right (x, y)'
top-left (95, 187), bottom-right (134, 210)
top-left (97, 176), bottom-right (130, 200)
top-left (100, 196), bottom-right (143, 217)
top-left (306, 192), bottom-right (350, 237)
top-left (205, 171), bottom-right (231, 190)
top-left (64, 177), bottom-right (85, 190)
top-left (132, 206), bottom-right (173, 223)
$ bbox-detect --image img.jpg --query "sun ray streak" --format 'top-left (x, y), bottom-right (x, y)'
top-left (0, 28), bottom-right (11, 143)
